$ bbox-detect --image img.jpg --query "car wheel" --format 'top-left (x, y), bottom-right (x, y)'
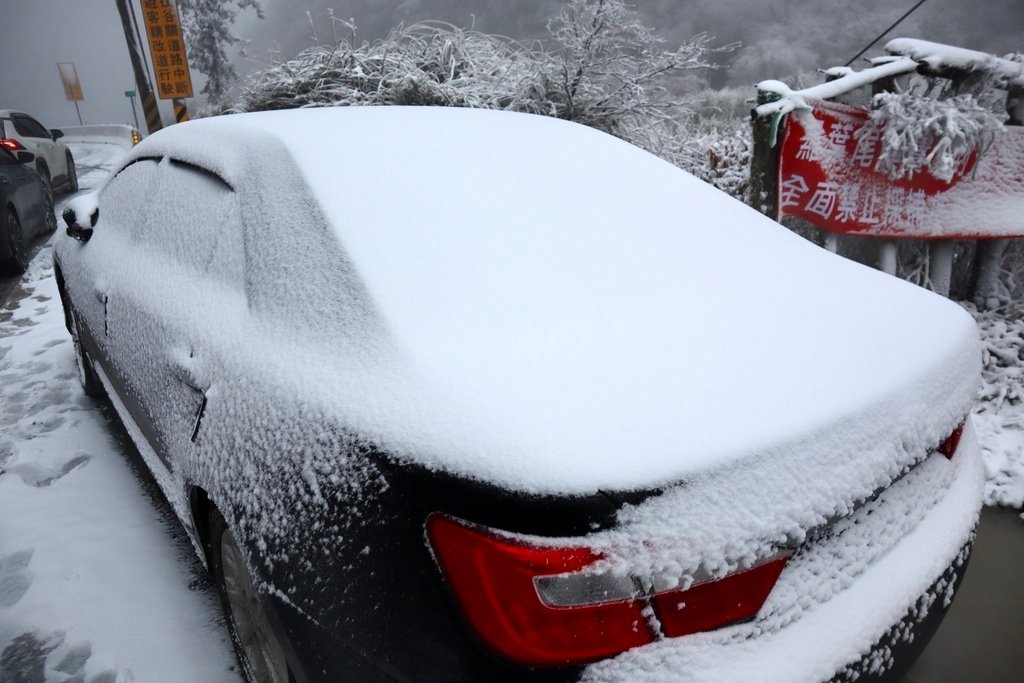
top-left (41, 177), bottom-right (57, 234)
top-left (69, 307), bottom-right (103, 397)
top-left (1, 210), bottom-right (28, 275)
top-left (208, 509), bottom-right (291, 683)
top-left (65, 152), bottom-right (78, 193)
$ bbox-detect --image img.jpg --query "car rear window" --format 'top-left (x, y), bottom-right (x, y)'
top-left (11, 114), bottom-right (50, 138)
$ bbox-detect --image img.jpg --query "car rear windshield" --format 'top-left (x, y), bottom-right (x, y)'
top-left (11, 114), bottom-right (49, 138)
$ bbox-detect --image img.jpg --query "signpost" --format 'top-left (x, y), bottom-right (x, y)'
top-left (125, 90), bottom-right (140, 130)
top-left (56, 62), bottom-right (84, 125)
top-left (753, 39), bottom-right (1024, 302)
top-left (139, 0), bottom-right (193, 123)
top-left (770, 98), bottom-right (1024, 296)
top-left (115, 0), bottom-right (162, 133)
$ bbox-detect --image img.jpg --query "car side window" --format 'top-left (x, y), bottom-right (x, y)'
top-left (206, 191), bottom-right (246, 290)
top-left (101, 158), bottom-right (162, 233)
top-left (11, 114), bottom-right (50, 138)
top-left (145, 158), bottom-right (245, 288)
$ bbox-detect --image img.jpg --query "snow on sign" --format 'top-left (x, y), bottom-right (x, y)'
top-left (140, 0), bottom-right (194, 99)
top-left (778, 99), bottom-right (1024, 239)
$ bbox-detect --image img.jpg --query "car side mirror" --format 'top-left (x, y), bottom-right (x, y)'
top-left (50, 128), bottom-right (64, 141)
top-left (63, 206), bottom-right (98, 243)
top-left (15, 151), bottom-right (35, 164)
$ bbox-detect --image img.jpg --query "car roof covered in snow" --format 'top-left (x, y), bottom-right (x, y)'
top-left (118, 107), bottom-right (979, 496)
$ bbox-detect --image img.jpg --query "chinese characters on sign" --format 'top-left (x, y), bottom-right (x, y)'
top-left (773, 99), bottom-right (1024, 239)
top-left (140, 0), bottom-right (193, 99)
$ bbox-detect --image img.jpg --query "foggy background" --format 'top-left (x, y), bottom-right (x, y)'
top-left (2, 0), bottom-right (1021, 129)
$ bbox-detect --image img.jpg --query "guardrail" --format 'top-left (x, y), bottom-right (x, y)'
top-left (60, 124), bottom-right (140, 149)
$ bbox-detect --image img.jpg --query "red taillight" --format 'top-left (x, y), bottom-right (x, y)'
top-left (0, 139), bottom-right (25, 151)
top-left (654, 555), bottom-right (789, 637)
top-left (426, 513), bottom-right (789, 668)
top-left (939, 420), bottom-right (966, 459)
top-left (426, 513), bottom-right (653, 667)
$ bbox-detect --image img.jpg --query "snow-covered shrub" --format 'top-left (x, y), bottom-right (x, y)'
top-left (859, 91), bottom-right (1004, 182)
top-left (230, 0), bottom-right (729, 170)
top-left (963, 300), bottom-right (1024, 508)
top-left (677, 117), bottom-right (751, 200)
top-left (233, 22), bottom-right (549, 113)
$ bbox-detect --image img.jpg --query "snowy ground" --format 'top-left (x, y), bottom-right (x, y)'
top-left (0, 141), bottom-right (239, 683)
top-left (0, 139), bottom-right (1020, 681)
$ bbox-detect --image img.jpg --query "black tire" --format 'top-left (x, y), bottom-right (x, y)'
top-left (41, 176), bottom-right (57, 234)
top-left (208, 509), bottom-right (291, 683)
top-left (1, 209), bottom-right (28, 275)
top-left (36, 162), bottom-right (51, 193)
top-left (65, 152), bottom-right (78, 193)
top-left (69, 306), bottom-right (103, 397)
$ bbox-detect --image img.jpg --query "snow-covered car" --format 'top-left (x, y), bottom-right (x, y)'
top-left (0, 109), bottom-right (78, 198)
top-left (53, 107), bottom-right (983, 683)
top-left (1, 146), bottom-right (55, 274)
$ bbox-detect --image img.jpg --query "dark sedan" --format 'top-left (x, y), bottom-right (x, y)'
top-left (54, 107), bottom-right (982, 683)
top-left (1, 147), bottom-right (55, 274)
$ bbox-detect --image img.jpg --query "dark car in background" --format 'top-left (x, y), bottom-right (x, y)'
top-left (54, 107), bottom-right (983, 683)
top-left (1, 147), bottom-right (55, 274)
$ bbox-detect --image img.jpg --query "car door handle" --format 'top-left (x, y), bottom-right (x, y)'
top-left (170, 348), bottom-right (210, 443)
top-left (170, 349), bottom-right (210, 393)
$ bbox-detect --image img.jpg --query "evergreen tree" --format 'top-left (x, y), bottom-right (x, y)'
top-left (177, 0), bottom-right (263, 103)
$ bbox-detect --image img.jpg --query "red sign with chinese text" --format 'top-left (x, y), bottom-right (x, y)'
top-left (777, 99), bottom-right (1024, 239)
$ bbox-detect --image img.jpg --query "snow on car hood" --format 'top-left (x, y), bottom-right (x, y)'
top-left (127, 108), bottom-right (981, 499)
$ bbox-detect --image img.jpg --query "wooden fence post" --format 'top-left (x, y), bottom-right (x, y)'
top-left (749, 89), bottom-right (782, 219)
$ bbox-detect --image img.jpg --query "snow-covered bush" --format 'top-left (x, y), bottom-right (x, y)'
top-left (677, 117), bottom-right (751, 200)
top-left (859, 91), bottom-right (1004, 182)
top-left (232, 22), bottom-right (548, 113)
top-left (230, 0), bottom-right (729, 171)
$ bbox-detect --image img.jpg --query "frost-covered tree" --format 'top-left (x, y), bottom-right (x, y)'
top-left (547, 0), bottom-right (717, 124)
top-left (177, 0), bottom-right (263, 103)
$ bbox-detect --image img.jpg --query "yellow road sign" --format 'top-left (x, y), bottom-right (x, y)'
top-left (57, 62), bottom-right (84, 101)
top-left (140, 0), bottom-right (194, 100)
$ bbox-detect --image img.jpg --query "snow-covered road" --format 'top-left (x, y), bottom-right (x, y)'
top-left (0, 140), bottom-right (239, 683)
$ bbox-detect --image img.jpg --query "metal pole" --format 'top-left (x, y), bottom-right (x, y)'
top-left (928, 241), bottom-right (955, 297)
top-left (878, 241), bottom-right (898, 276)
top-left (73, 100), bottom-right (83, 125)
top-left (127, 0), bottom-right (156, 91)
top-left (128, 93), bottom-right (140, 130)
top-left (114, 0), bottom-right (162, 133)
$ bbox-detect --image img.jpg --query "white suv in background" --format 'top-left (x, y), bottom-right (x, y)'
top-left (0, 109), bottom-right (78, 197)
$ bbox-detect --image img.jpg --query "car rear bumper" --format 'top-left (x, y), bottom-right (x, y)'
top-left (579, 421), bottom-right (985, 683)
top-left (828, 535), bottom-right (974, 683)
top-left (269, 423), bottom-right (984, 683)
